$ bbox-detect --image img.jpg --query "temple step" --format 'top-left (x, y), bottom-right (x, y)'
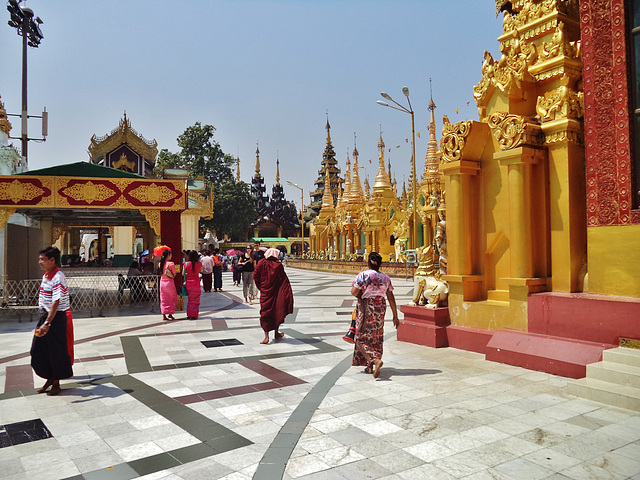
top-left (485, 329), bottom-right (614, 379)
top-left (486, 289), bottom-right (509, 302)
top-left (568, 347), bottom-right (640, 411)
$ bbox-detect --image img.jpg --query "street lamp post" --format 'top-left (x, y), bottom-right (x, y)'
top-left (286, 181), bottom-right (305, 257)
top-left (377, 87), bottom-right (418, 250)
top-left (7, 0), bottom-right (44, 164)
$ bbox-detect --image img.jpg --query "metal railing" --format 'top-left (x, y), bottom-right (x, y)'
top-left (0, 270), bottom-right (160, 321)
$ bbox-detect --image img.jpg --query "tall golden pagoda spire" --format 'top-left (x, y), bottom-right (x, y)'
top-left (254, 144), bottom-right (261, 178)
top-left (275, 156), bottom-right (280, 185)
top-left (374, 132), bottom-right (392, 190)
top-left (343, 153), bottom-right (352, 202)
top-left (321, 165), bottom-right (335, 212)
top-left (351, 141), bottom-right (365, 200)
top-left (421, 92), bottom-right (440, 187)
top-left (236, 156), bottom-right (241, 183)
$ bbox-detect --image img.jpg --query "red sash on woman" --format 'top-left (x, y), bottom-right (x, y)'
top-left (66, 309), bottom-right (74, 365)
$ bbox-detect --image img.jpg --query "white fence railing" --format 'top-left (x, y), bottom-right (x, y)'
top-left (0, 271), bottom-right (161, 320)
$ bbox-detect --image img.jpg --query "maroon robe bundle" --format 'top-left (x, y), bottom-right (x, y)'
top-left (253, 258), bottom-right (294, 332)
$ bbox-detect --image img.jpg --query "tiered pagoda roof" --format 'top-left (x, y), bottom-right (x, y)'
top-left (309, 119), bottom-right (344, 215)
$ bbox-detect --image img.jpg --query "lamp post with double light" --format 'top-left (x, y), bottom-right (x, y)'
top-left (377, 87), bottom-right (418, 250)
top-left (286, 181), bottom-right (305, 257)
top-left (7, 0), bottom-right (45, 165)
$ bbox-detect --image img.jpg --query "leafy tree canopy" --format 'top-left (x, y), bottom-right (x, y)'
top-left (156, 122), bottom-right (256, 240)
top-left (201, 181), bottom-right (257, 240)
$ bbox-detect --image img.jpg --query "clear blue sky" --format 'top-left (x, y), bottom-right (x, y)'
top-left (1, 0), bottom-right (502, 211)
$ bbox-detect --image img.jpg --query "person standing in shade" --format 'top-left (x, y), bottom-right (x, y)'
top-left (31, 246), bottom-right (73, 396)
top-left (212, 248), bottom-right (224, 292)
top-left (184, 250), bottom-right (202, 319)
top-left (200, 250), bottom-right (213, 293)
top-left (253, 248), bottom-right (294, 344)
top-left (159, 248), bottom-right (177, 321)
top-left (350, 252), bottom-right (399, 379)
top-left (232, 251), bottom-right (243, 287)
top-left (239, 245), bottom-right (255, 304)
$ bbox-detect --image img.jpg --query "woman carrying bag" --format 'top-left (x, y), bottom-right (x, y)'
top-left (350, 252), bottom-right (399, 379)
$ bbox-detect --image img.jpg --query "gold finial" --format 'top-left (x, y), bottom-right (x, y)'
top-left (0, 95), bottom-right (12, 136)
top-left (276, 156), bottom-right (280, 185)
top-left (254, 143), bottom-right (261, 178)
top-left (236, 157), bottom-right (241, 183)
top-left (321, 165), bottom-right (334, 209)
top-left (374, 132), bottom-right (391, 189)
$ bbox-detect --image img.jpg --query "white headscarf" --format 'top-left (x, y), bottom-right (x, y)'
top-left (265, 248), bottom-right (280, 259)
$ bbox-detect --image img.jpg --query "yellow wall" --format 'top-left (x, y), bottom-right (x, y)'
top-left (588, 224), bottom-right (640, 297)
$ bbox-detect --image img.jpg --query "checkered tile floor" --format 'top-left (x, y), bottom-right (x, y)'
top-left (1, 267), bottom-right (640, 479)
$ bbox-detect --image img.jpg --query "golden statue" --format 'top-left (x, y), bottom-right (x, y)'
top-left (415, 245), bottom-right (435, 276)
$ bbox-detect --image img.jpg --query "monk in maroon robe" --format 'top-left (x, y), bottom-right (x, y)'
top-left (253, 248), bottom-right (294, 344)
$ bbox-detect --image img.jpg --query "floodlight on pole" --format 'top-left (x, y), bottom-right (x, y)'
top-left (377, 88), bottom-right (418, 250)
top-left (6, 0), bottom-right (45, 166)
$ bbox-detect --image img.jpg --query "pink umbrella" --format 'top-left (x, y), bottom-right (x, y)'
top-left (226, 249), bottom-right (236, 256)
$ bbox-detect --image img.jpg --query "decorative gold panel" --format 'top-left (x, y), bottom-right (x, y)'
top-left (441, 116), bottom-right (473, 162)
top-left (0, 179), bottom-right (46, 203)
top-left (487, 112), bottom-right (543, 149)
top-left (140, 209), bottom-right (161, 236)
top-left (0, 208), bottom-right (17, 230)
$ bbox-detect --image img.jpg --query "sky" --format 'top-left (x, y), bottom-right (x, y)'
top-left (0, 0), bottom-right (503, 212)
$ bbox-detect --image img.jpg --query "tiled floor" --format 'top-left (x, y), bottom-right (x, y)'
top-left (1, 267), bottom-right (640, 479)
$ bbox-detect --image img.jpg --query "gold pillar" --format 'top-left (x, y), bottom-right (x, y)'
top-left (542, 119), bottom-right (586, 292)
top-left (495, 146), bottom-right (544, 279)
top-left (442, 160), bottom-right (480, 275)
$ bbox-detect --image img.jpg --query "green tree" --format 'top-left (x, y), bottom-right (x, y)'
top-left (201, 181), bottom-right (257, 240)
top-left (157, 122), bottom-right (257, 240)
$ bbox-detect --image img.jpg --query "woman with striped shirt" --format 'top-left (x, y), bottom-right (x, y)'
top-left (30, 246), bottom-right (73, 396)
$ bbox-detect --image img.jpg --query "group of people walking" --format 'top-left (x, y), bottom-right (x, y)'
top-left (30, 243), bottom-right (398, 398)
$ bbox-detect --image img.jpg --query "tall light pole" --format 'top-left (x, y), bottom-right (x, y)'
top-left (7, 0), bottom-right (44, 165)
top-left (286, 181), bottom-right (305, 256)
top-left (377, 87), bottom-right (418, 250)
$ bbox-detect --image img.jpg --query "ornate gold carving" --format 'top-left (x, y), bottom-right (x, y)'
top-left (52, 225), bottom-right (67, 244)
top-left (112, 152), bottom-right (136, 172)
top-left (186, 191), bottom-right (214, 219)
top-left (502, 0), bottom-right (578, 35)
top-left (536, 75), bottom-right (584, 121)
top-left (487, 112), bottom-right (543, 149)
top-left (61, 181), bottom-right (116, 204)
top-left (620, 338), bottom-right (640, 350)
top-left (0, 96), bottom-right (12, 135)
top-left (140, 209), bottom-right (161, 235)
top-left (0, 179), bottom-right (45, 203)
top-left (441, 115), bottom-right (473, 162)
top-left (536, 21), bottom-right (581, 64)
top-left (128, 183), bottom-right (179, 205)
top-left (0, 208), bottom-right (16, 230)
top-left (89, 113), bottom-right (158, 163)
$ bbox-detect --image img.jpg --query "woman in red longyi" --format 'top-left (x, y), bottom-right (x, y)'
top-left (253, 248), bottom-right (294, 344)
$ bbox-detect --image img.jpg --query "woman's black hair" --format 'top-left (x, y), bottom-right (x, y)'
top-left (160, 248), bottom-right (171, 274)
top-left (188, 250), bottom-right (199, 272)
top-left (368, 252), bottom-right (383, 271)
top-left (39, 246), bottom-right (61, 265)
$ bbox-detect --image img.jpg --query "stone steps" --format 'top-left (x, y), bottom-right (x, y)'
top-left (568, 347), bottom-right (640, 411)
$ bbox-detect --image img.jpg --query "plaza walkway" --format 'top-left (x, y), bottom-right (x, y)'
top-left (1, 267), bottom-right (639, 480)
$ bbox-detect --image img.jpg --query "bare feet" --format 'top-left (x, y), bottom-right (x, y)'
top-left (37, 380), bottom-right (53, 393)
top-left (168, 315), bottom-right (175, 320)
top-left (372, 359), bottom-right (383, 379)
top-left (47, 381), bottom-right (61, 396)
top-left (364, 367), bottom-right (373, 374)
top-left (260, 336), bottom-right (269, 344)
top-left (274, 332), bottom-right (284, 340)
top-left (163, 315), bottom-right (167, 321)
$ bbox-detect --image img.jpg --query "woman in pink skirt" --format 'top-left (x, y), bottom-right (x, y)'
top-left (184, 250), bottom-right (202, 319)
top-left (159, 249), bottom-right (177, 321)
